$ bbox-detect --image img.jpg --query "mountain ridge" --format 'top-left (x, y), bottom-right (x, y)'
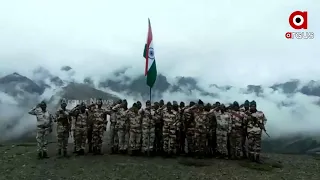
top-left (1, 66), bottom-right (320, 154)
top-left (1, 67), bottom-right (320, 101)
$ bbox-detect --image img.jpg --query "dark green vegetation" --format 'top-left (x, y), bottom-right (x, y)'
top-left (262, 135), bottom-right (320, 155)
top-left (0, 143), bottom-right (319, 180)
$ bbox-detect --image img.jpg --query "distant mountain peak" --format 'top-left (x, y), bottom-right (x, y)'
top-left (61, 65), bottom-right (72, 72)
top-left (0, 72), bottom-right (44, 95)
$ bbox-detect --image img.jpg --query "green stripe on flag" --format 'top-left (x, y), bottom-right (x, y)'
top-left (147, 60), bottom-right (157, 87)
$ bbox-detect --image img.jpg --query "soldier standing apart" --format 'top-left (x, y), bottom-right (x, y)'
top-left (88, 99), bottom-right (108, 155)
top-left (247, 100), bottom-right (267, 163)
top-left (28, 101), bottom-right (53, 159)
top-left (55, 98), bottom-right (71, 157)
top-left (113, 100), bottom-right (129, 153)
top-left (162, 102), bottom-right (178, 157)
top-left (215, 104), bottom-right (232, 159)
top-left (70, 102), bottom-right (88, 155)
top-left (127, 103), bottom-right (141, 155)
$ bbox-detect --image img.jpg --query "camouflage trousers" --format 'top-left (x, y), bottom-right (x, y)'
top-left (207, 130), bottom-right (216, 155)
top-left (176, 129), bottom-right (186, 154)
top-left (186, 128), bottom-right (195, 153)
top-left (229, 131), bottom-right (243, 158)
top-left (194, 129), bottom-right (207, 153)
top-left (92, 124), bottom-right (105, 151)
top-left (154, 125), bottom-right (163, 152)
top-left (142, 127), bottom-right (155, 152)
top-left (74, 127), bottom-right (87, 151)
top-left (73, 130), bottom-right (76, 147)
top-left (109, 123), bottom-right (118, 149)
top-left (129, 130), bottom-right (141, 151)
top-left (247, 131), bottom-right (262, 158)
top-left (163, 128), bottom-right (176, 153)
top-left (117, 128), bottom-right (129, 150)
top-left (216, 129), bottom-right (228, 155)
top-left (87, 124), bottom-right (93, 150)
top-left (36, 127), bottom-right (50, 152)
top-left (56, 125), bottom-right (69, 151)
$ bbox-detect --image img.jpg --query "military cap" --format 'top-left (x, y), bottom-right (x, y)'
top-left (250, 100), bottom-right (256, 106)
top-left (198, 99), bottom-right (204, 105)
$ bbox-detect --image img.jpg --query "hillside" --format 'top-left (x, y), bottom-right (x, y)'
top-left (0, 142), bottom-right (319, 180)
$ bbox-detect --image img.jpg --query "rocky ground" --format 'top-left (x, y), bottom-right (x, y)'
top-left (0, 143), bottom-right (319, 180)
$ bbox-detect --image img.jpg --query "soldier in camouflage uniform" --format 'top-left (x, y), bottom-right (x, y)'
top-left (178, 101), bottom-right (186, 154)
top-left (204, 103), bottom-right (216, 157)
top-left (172, 101), bottom-right (182, 155)
top-left (55, 98), bottom-right (71, 157)
top-left (162, 102), bottom-right (179, 156)
top-left (86, 101), bottom-right (95, 153)
top-left (127, 103), bottom-right (141, 155)
top-left (136, 101), bottom-right (143, 151)
top-left (184, 101), bottom-right (196, 156)
top-left (71, 116), bottom-right (77, 154)
top-left (229, 101), bottom-right (247, 159)
top-left (153, 102), bottom-right (163, 155)
top-left (109, 100), bottom-right (121, 154)
top-left (247, 100), bottom-right (267, 163)
top-left (113, 100), bottom-right (129, 153)
top-left (193, 100), bottom-right (210, 158)
top-left (70, 102), bottom-right (88, 155)
top-left (240, 100), bottom-right (250, 158)
top-left (88, 99), bottom-right (108, 155)
top-left (215, 104), bottom-right (232, 159)
top-left (140, 100), bottom-right (156, 155)
top-left (29, 101), bottom-right (53, 159)
top-left (159, 99), bottom-right (164, 109)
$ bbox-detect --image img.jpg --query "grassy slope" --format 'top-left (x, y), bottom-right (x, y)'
top-left (0, 143), bottom-right (319, 180)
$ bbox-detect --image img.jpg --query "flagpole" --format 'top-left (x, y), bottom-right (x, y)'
top-left (149, 87), bottom-right (152, 103)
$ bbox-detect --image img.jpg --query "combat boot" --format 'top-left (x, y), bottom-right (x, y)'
top-left (80, 149), bottom-right (85, 155)
top-left (248, 153), bottom-right (254, 162)
top-left (63, 150), bottom-right (70, 158)
top-left (255, 154), bottom-right (262, 164)
top-left (88, 144), bottom-right (93, 153)
top-left (93, 147), bottom-right (98, 155)
top-left (42, 151), bottom-right (49, 158)
top-left (37, 152), bottom-right (42, 159)
top-left (57, 149), bottom-right (62, 156)
top-left (110, 147), bottom-right (115, 154)
top-left (96, 148), bottom-right (104, 155)
top-left (73, 146), bottom-right (77, 154)
top-left (76, 149), bottom-right (84, 156)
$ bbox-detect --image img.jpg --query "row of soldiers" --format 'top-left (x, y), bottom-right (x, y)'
top-left (29, 98), bottom-right (267, 163)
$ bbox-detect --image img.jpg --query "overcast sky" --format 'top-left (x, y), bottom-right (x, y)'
top-left (0, 0), bottom-right (319, 86)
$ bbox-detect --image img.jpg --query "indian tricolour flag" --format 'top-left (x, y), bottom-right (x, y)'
top-left (143, 18), bottom-right (157, 88)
